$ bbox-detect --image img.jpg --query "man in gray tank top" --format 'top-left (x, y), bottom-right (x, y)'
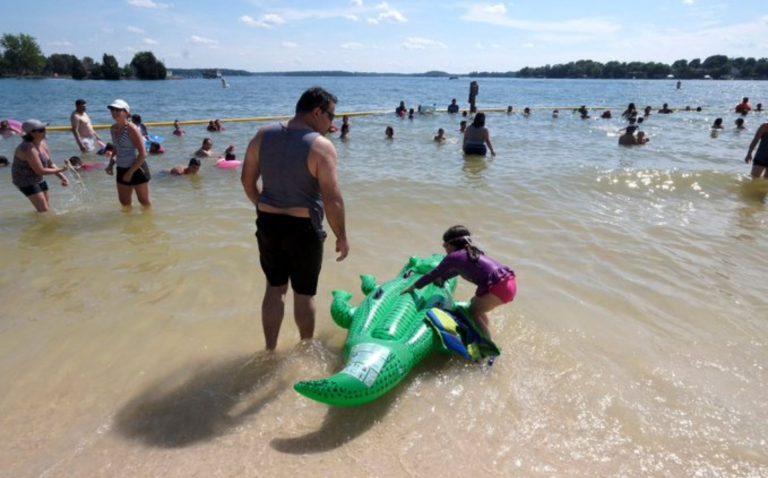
top-left (242, 87), bottom-right (349, 351)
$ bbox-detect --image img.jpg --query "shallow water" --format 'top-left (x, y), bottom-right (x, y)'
top-left (1, 77), bottom-right (767, 477)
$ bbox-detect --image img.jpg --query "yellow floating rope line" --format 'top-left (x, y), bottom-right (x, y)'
top-left (44, 110), bottom-right (389, 132)
top-left (42, 106), bottom-right (701, 132)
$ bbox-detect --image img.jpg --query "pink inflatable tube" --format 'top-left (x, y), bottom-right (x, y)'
top-left (7, 119), bottom-right (23, 133)
top-left (216, 157), bottom-right (242, 169)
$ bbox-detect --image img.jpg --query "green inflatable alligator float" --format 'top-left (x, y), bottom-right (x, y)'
top-left (293, 255), bottom-right (500, 407)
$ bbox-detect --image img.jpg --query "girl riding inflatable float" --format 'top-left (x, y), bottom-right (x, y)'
top-left (294, 253), bottom-right (503, 407)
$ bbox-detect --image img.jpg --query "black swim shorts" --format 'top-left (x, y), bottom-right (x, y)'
top-left (754, 152), bottom-right (768, 167)
top-left (17, 181), bottom-right (49, 197)
top-left (463, 144), bottom-right (487, 156)
top-left (116, 164), bottom-right (151, 186)
top-left (255, 210), bottom-right (324, 295)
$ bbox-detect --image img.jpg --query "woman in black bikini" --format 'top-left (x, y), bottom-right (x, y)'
top-left (745, 122), bottom-right (768, 178)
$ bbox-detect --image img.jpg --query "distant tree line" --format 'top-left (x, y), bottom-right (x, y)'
top-left (0, 33), bottom-right (167, 80)
top-left (473, 55), bottom-right (768, 80)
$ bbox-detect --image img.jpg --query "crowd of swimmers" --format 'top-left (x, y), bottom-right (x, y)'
top-left (3, 93), bottom-right (768, 213)
top-left (382, 96), bottom-right (766, 151)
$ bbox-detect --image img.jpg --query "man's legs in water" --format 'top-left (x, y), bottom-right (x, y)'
top-left (262, 284), bottom-right (288, 351)
top-left (294, 293), bottom-right (316, 341)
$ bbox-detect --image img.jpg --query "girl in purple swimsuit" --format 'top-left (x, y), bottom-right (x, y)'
top-left (403, 225), bottom-right (516, 337)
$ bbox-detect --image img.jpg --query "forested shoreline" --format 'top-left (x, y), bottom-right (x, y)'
top-left (3, 32), bottom-right (767, 80)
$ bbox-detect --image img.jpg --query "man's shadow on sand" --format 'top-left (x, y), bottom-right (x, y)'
top-left (113, 349), bottom-right (437, 451)
top-left (114, 352), bottom-right (288, 448)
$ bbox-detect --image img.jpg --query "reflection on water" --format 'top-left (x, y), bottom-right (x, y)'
top-left (461, 155), bottom-right (489, 184)
top-left (737, 177), bottom-right (768, 204)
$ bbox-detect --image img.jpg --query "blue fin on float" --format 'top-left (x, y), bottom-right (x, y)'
top-left (425, 307), bottom-right (501, 362)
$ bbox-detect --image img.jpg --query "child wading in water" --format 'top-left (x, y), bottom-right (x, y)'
top-left (402, 225), bottom-right (516, 337)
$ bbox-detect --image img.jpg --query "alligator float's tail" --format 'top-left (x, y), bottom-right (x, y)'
top-left (294, 334), bottom-right (433, 407)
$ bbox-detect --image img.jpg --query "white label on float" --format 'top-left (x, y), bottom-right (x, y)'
top-left (340, 343), bottom-right (391, 388)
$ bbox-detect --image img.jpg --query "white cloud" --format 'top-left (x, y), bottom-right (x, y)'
top-left (240, 13), bottom-right (286, 28)
top-left (49, 40), bottom-right (73, 47)
top-left (523, 42), bottom-right (534, 48)
top-left (351, 0), bottom-right (364, 6)
top-left (367, 2), bottom-right (407, 24)
top-left (341, 42), bottom-right (365, 50)
top-left (240, 15), bottom-right (258, 26)
top-left (143, 38), bottom-right (158, 45)
top-left (462, 5), bottom-right (619, 35)
top-left (127, 26), bottom-right (146, 34)
top-left (282, 41), bottom-right (299, 48)
top-left (127, 0), bottom-right (171, 9)
top-left (594, 16), bottom-right (768, 65)
top-left (683, 0), bottom-right (695, 4)
top-left (402, 37), bottom-right (446, 49)
top-left (344, 14), bottom-right (360, 21)
top-left (189, 35), bottom-right (217, 45)
top-left (482, 3), bottom-right (508, 15)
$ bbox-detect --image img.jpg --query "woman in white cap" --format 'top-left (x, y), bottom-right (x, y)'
top-left (105, 99), bottom-right (151, 207)
top-left (11, 119), bottom-right (69, 212)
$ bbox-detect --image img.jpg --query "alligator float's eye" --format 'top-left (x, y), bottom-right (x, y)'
top-left (374, 288), bottom-right (384, 299)
top-left (403, 270), bottom-right (414, 279)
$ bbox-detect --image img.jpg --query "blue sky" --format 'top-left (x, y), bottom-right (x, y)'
top-left (3, 0), bottom-right (767, 73)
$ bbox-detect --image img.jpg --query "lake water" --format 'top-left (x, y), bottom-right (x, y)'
top-left (1, 77), bottom-right (767, 477)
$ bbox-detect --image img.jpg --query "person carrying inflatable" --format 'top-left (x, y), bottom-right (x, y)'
top-left (402, 225), bottom-right (516, 337)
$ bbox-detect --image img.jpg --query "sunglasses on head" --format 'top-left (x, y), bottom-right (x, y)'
top-left (31, 128), bottom-right (46, 133)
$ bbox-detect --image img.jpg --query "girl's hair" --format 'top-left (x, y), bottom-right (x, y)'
top-left (471, 112), bottom-right (486, 128)
top-left (443, 225), bottom-right (484, 262)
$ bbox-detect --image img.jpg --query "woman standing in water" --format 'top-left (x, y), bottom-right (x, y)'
top-left (745, 122), bottom-right (768, 178)
top-left (463, 112), bottom-right (496, 156)
top-left (105, 99), bottom-right (151, 207)
top-left (11, 119), bottom-right (69, 212)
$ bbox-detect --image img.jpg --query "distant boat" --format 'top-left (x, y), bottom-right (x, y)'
top-left (704, 74), bottom-right (712, 80)
top-left (449, 76), bottom-right (459, 80)
top-left (221, 77), bottom-right (230, 88)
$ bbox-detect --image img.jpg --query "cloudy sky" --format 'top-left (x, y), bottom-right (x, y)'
top-left (4, 0), bottom-right (767, 73)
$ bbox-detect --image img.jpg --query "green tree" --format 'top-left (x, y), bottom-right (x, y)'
top-left (602, 61), bottom-right (624, 78)
top-left (671, 59), bottom-right (691, 78)
top-left (130, 51), bottom-right (167, 80)
top-left (647, 62), bottom-right (672, 79)
top-left (122, 63), bottom-right (134, 78)
top-left (89, 62), bottom-right (104, 80)
top-left (101, 53), bottom-right (121, 80)
top-left (45, 53), bottom-right (78, 76)
top-left (81, 56), bottom-right (95, 74)
top-left (754, 58), bottom-right (768, 79)
top-left (71, 57), bottom-right (87, 80)
top-left (0, 33), bottom-right (46, 76)
top-left (702, 54), bottom-right (730, 78)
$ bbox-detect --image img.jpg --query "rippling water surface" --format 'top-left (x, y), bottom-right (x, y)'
top-left (1, 77), bottom-right (767, 477)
